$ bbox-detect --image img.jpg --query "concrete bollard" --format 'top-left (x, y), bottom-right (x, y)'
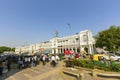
top-left (79, 73), bottom-right (84, 80)
top-left (92, 70), bottom-right (97, 78)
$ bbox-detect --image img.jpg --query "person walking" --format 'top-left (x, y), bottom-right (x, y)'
top-left (18, 59), bottom-right (23, 70)
top-left (55, 54), bottom-right (60, 64)
top-left (50, 55), bottom-right (56, 67)
top-left (7, 59), bottom-right (11, 71)
top-left (0, 60), bottom-right (3, 75)
top-left (75, 53), bottom-right (79, 59)
top-left (42, 54), bottom-right (46, 65)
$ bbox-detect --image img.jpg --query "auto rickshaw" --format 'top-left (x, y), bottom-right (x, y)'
top-left (93, 54), bottom-right (105, 61)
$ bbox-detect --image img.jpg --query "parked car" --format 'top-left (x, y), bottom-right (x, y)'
top-left (109, 54), bottom-right (120, 61)
top-left (116, 51), bottom-right (120, 54)
top-left (116, 51), bottom-right (120, 56)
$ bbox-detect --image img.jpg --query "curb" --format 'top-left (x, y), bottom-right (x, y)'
top-left (62, 70), bottom-right (84, 80)
top-left (92, 70), bottom-right (120, 79)
top-left (63, 70), bottom-right (79, 79)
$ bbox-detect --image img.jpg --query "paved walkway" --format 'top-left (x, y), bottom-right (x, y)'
top-left (0, 61), bottom-right (120, 80)
top-left (0, 61), bottom-right (76, 80)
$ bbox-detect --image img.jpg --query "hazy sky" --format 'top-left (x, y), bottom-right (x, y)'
top-left (0, 0), bottom-right (120, 47)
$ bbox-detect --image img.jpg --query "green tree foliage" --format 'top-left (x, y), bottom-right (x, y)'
top-left (0, 46), bottom-right (15, 54)
top-left (95, 25), bottom-right (120, 51)
top-left (11, 48), bottom-right (15, 52)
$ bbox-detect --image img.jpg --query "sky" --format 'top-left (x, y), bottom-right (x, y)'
top-left (0, 0), bottom-right (120, 47)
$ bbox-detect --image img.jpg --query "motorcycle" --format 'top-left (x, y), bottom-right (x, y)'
top-left (50, 60), bottom-right (56, 67)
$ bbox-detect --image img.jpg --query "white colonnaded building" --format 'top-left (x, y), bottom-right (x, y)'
top-left (15, 30), bottom-right (95, 55)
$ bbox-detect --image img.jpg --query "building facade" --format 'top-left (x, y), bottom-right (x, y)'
top-left (15, 30), bottom-right (95, 54)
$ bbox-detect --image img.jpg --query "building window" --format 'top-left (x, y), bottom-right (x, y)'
top-left (76, 38), bottom-right (79, 41)
top-left (82, 35), bottom-right (87, 42)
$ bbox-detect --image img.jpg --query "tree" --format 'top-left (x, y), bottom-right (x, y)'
top-left (0, 46), bottom-right (15, 54)
top-left (95, 25), bottom-right (120, 51)
top-left (11, 48), bottom-right (15, 52)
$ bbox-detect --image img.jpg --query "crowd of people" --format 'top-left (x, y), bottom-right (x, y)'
top-left (64, 50), bottom-right (88, 60)
top-left (0, 50), bottom-right (89, 75)
top-left (0, 53), bottom-right (60, 75)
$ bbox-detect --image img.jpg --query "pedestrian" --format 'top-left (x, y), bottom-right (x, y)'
top-left (18, 59), bottom-right (23, 70)
top-left (0, 60), bottom-right (3, 75)
top-left (55, 54), bottom-right (60, 64)
top-left (50, 54), bottom-right (56, 67)
top-left (42, 54), bottom-right (46, 65)
top-left (7, 59), bottom-right (11, 71)
top-left (75, 53), bottom-right (79, 59)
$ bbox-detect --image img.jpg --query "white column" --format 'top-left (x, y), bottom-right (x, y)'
top-left (68, 47), bottom-right (70, 51)
top-left (79, 46), bottom-right (81, 53)
top-left (89, 45), bottom-right (92, 54)
top-left (71, 47), bottom-right (73, 51)
top-left (52, 49), bottom-right (54, 54)
top-left (80, 46), bottom-right (84, 52)
top-left (62, 48), bottom-right (64, 53)
top-left (75, 47), bottom-right (77, 53)
top-left (59, 48), bottom-right (61, 53)
top-left (91, 45), bottom-right (94, 54)
top-left (56, 48), bottom-right (58, 54)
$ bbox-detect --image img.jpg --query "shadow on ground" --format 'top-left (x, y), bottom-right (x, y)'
top-left (0, 69), bottom-right (21, 80)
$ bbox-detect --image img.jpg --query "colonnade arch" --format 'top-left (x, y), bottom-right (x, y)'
top-left (51, 46), bottom-right (81, 54)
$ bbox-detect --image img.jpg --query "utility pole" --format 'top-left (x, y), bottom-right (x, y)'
top-left (55, 30), bottom-right (59, 37)
top-left (68, 23), bottom-right (71, 35)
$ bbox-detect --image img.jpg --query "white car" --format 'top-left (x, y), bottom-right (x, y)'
top-left (103, 55), bottom-right (110, 60)
top-left (110, 55), bottom-right (120, 61)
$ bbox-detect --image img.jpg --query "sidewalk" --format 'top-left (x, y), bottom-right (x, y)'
top-left (1, 60), bottom-right (119, 80)
top-left (30, 61), bottom-right (76, 80)
top-left (0, 69), bottom-right (19, 80)
top-left (29, 60), bottom-right (96, 80)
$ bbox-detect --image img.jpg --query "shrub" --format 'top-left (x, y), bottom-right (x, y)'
top-left (107, 63), bottom-right (120, 72)
top-left (68, 59), bottom-right (94, 69)
top-left (65, 60), bottom-right (74, 67)
top-left (79, 59), bottom-right (94, 69)
top-left (66, 59), bottom-right (120, 72)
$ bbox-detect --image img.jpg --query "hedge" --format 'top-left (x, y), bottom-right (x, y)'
top-left (65, 59), bottom-right (120, 72)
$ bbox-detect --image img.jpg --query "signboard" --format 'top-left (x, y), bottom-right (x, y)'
top-left (40, 48), bottom-right (44, 51)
